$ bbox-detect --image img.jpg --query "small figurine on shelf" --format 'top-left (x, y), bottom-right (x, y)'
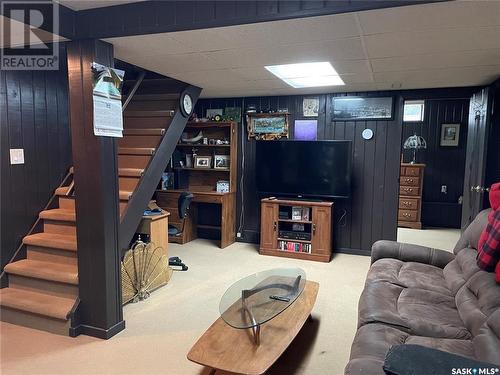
top-left (214, 114), bottom-right (222, 122)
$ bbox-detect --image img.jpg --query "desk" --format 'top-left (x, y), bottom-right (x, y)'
top-left (136, 212), bottom-right (170, 257)
top-left (156, 190), bottom-right (236, 249)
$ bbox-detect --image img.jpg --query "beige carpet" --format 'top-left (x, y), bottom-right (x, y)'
top-left (1, 228), bottom-right (459, 375)
top-left (397, 227), bottom-right (461, 252)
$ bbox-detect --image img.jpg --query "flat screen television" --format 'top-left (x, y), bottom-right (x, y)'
top-left (255, 140), bottom-right (352, 199)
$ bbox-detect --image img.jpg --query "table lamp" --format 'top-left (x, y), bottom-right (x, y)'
top-left (403, 134), bottom-right (427, 164)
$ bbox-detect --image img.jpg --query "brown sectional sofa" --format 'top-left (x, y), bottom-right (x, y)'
top-left (345, 209), bottom-right (500, 374)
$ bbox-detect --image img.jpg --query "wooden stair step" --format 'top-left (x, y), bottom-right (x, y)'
top-left (0, 288), bottom-right (74, 321)
top-left (40, 209), bottom-right (76, 222)
top-left (118, 147), bottom-right (155, 156)
top-left (23, 233), bottom-right (77, 252)
top-left (55, 186), bottom-right (70, 196)
top-left (119, 168), bottom-right (144, 177)
top-left (4, 259), bottom-right (78, 285)
top-left (123, 128), bottom-right (165, 136)
top-left (120, 190), bottom-right (133, 200)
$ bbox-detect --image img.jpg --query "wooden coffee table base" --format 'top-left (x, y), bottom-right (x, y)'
top-left (187, 281), bottom-right (319, 375)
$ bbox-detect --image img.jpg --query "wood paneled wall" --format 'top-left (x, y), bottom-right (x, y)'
top-left (0, 45), bottom-right (71, 276)
top-left (402, 98), bottom-right (470, 228)
top-left (196, 92), bottom-right (403, 254)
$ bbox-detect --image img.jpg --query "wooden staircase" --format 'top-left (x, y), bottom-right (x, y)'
top-left (118, 98), bottom-right (177, 216)
top-left (0, 80), bottom-right (199, 336)
top-left (0, 185), bottom-right (79, 335)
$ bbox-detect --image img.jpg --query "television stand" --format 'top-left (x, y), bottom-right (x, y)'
top-left (274, 196), bottom-right (324, 202)
top-left (260, 198), bottom-right (333, 262)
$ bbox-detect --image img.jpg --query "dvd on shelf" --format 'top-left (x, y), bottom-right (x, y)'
top-left (277, 240), bottom-right (311, 254)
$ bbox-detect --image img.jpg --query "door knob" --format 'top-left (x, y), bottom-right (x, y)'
top-left (471, 185), bottom-right (490, 193)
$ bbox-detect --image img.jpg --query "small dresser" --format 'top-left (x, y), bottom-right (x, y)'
top-left (398, 163), bottom-right (425, 229)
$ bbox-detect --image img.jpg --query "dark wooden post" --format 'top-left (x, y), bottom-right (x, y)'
top-left (66, 40), bottom-right (124, 339)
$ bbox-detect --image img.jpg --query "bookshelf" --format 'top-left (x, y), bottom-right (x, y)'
top-left (260, 198), bottom-right (333, 262)
top-left (155, 121), bottom-right (237, 248)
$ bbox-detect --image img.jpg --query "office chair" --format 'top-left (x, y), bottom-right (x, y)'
top-left (168, 191), bottom-right (193, 271)
top-left (168, 191), bottom-right (193, 236)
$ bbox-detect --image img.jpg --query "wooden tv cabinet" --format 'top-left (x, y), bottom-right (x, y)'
top-left (259, 198), bottom-right (333, 262)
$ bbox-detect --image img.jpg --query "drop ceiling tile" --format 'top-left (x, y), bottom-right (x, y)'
top-left (107, 33), bottom-right (194, 56)
top-left (203, 37), bottom-right (365, 69)
top-left (358, 1), bottom-right (500, 35)
top-left (371, 49), bottom-right (500, 72)
top-left (227, 13), bottom-right (360, 47)
top-left (373, 65), bottom-right (500, 87)
top-left (340, 72), bottom-right (374, 84)
top-left (364, 27), bottom-right (500, 59)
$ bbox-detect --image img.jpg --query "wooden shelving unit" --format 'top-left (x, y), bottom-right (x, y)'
top-left (260, 198), bottom-right (333, 263)
top-left (155, 121), bottom-right (237, 248)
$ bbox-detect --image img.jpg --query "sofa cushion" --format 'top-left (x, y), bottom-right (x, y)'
top-left (443, 248), bottom-right (482, 295)
top-left (345, 324), bottom-right (474, 375)
top-left (367, 258), bottom-right (451, 295)
top-left (473, 309), bottom-right (500, 365)
top-left (454, 209), bottom-right (490, 254)
top-left (358, 280), bottom-right (470, 339)
top-left (456, 270), bottom-right (500, 337)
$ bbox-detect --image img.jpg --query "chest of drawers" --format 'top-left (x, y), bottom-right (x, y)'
top-left (398, 163), bottom-right (425, 229)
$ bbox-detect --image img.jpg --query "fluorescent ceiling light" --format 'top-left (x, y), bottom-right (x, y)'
top-left (265, 62), bottom-right (345, 88)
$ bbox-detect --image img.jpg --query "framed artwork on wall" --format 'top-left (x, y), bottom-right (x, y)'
top-left (332, 96), bottom-right (393, 120)
top-left (440, 123), bottom-right (460, 146)
top-left (303, 97), bottom-right (319, 117)
top-left (246, 112), bottom-right (289, 140)
top-left (294, 120), bottom-right (317, 140)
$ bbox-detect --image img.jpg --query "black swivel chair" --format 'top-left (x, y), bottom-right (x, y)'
top-left (168, 192), bottom-right (193, 271)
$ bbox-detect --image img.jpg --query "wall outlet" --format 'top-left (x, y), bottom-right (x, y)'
top-left (10, 149), bottom-right (24, 165)
top-left (236, 232), bottom-right (242, 238)
top-left (441, 185), bottom-right (447, 194)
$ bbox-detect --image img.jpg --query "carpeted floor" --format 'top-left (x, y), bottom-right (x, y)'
top-left (1, 228), bottom-right (461, 375)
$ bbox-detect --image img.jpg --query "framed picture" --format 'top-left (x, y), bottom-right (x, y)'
top-left (332, 96), bottom-right (393, 120)
top-left (303, 97), bottom-right (319, 117)
top-left (214, 155), bottom-right (230, 169)
top-left (194, 155), bottom-right (212, 169)
top-left (440, 123), bottom-right (460, 146)
top-left (224, 107), bottom-right (241, 122)
top-left (294, 120), bottom-right (317, 140)
top-left (206, 108), bottom-right (223, 119)
top-left (246, 113), bottom-right (289, 140)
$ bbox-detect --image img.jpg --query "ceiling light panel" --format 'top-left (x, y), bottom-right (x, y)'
top-left (265, 62), bottom-right (345, 88)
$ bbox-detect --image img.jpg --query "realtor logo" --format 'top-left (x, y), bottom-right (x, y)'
top-left (1, 1), bottom-right (59, 70)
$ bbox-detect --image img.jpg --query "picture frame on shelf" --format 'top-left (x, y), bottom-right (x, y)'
top-left (332, 96), bottom-right (393, 120)
top-left (440, 123), bottom-right (460, 147)
top-left (214, 155), bottom-right (230, 169)
top-left (216, 180), bottom-right (230, 193)
top-left (194, 155), bottom-right (212, 169)
top-left (206, 109), bottom-right (223, 119)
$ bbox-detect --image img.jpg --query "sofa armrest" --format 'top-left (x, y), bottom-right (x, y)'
top-left (371, 240), bottom-right (454, 268)
top-left (383, 344), bottom-right (497, 375)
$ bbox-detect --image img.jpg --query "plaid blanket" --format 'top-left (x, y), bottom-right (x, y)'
top-left (477, 209), bottom-right (500, 272)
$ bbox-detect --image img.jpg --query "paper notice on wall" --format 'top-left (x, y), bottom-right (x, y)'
top-left (92, 62), bottom-right (125, 137)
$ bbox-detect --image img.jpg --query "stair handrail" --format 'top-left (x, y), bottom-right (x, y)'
top-left (0, 167), bottom-right (75, 281)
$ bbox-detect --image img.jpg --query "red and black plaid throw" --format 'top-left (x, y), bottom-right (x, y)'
top-left (477, 209), bottom-right (500, 272)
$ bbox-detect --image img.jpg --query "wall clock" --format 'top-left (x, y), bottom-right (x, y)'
top-left (180, 93), bottom-right (193, 117)
top-left (362, 128), bottom-right (374, 140)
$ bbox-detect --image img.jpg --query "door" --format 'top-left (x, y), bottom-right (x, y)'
top-left (461, 88), bottom-right (492, 230)
top-left (311, 206), bottom-right (332, 255)
top-left (260, 202), bottom-right (277, 250)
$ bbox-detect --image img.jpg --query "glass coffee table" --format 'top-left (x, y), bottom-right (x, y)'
top-left (219, 268), bottom-right (306, 345)
top-left (187, 268), bottom-right (319, 375)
